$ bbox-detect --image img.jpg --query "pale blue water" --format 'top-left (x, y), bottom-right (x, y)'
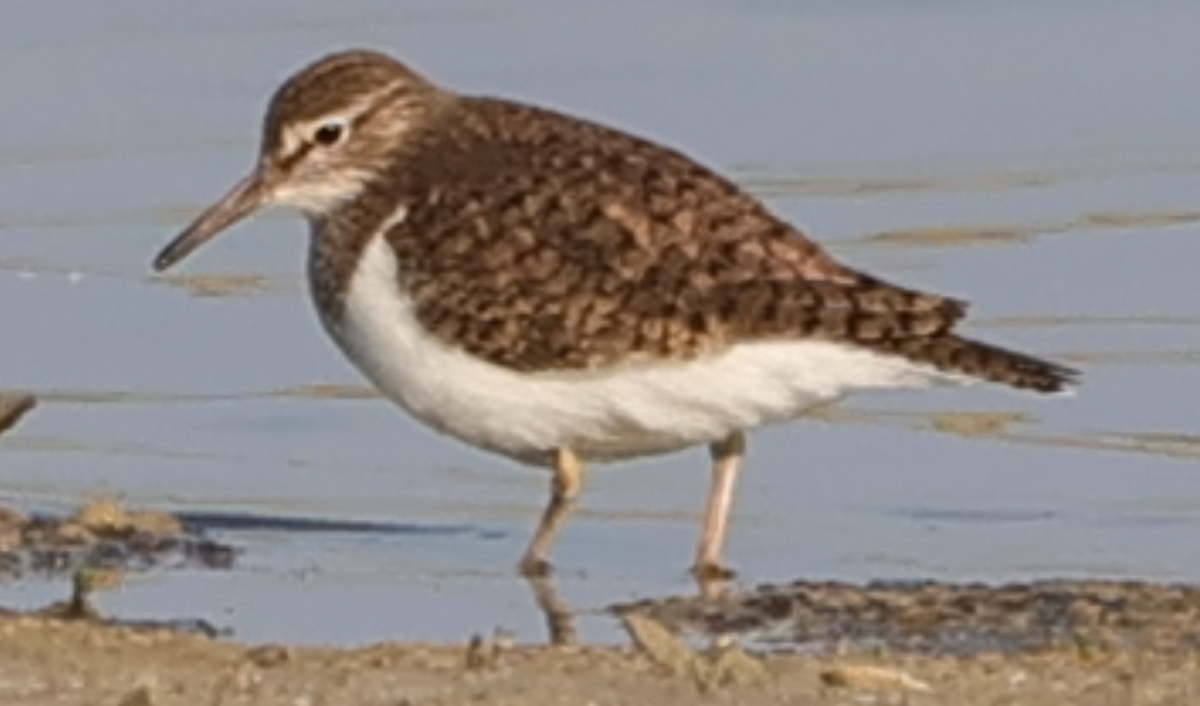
top-left (0, 0), bottom-right (1198, 645)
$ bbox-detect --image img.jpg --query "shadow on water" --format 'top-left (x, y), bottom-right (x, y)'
top-left (177, 509), bottom-right (505, 540)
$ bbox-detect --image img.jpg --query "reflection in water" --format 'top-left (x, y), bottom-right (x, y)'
top-left (14, 568), bottom-right (224, 638)
top-left (524, 571), bottom-right (735, 647)
top-left (525, 575), bottom-right (577, 646)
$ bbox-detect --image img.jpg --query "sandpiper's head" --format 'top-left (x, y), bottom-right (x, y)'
top-left (154, 50), bottom-right (447, 271)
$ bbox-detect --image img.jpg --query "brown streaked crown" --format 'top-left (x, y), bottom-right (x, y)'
top-left (264, 50), bottom-right (440, 135)
top-left (259, 51), bottom-right (452, 190)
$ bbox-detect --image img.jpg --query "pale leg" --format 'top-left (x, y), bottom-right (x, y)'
top-left (519, 447), bottom-right (585, 577)
top-left (692, 431), bottom-right (746, 579)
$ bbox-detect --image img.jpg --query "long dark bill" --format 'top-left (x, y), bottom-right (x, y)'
top-left (152, 171), bottom-right (270, 272)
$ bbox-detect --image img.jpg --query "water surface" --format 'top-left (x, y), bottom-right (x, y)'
top-left (1, 0), bottom-right (1198, 645)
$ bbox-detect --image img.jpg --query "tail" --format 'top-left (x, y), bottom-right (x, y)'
top-left (874, 334), bottom-right (1078, 393)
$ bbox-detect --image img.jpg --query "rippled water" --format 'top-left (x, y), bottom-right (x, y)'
top-left (1, 0), bottom-right (1198, 645)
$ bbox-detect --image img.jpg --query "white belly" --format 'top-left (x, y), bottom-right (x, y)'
top-left (320, 233), bottom-right (965, 465)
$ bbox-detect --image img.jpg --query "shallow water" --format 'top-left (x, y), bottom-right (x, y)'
top-left (1, 0), bottom-right (1198, 646)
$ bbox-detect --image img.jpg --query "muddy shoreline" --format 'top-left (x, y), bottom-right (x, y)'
top-left (2, 499), bottom-right (1199, 704)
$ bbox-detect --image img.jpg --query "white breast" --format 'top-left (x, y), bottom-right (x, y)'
top-left (320, 230), bottom-right (966, 465)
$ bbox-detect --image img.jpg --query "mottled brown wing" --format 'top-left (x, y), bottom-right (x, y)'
top-left (383, 96), bottom-right (1072, 392)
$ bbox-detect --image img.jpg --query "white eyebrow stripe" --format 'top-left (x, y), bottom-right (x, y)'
top-left (291, 80), bottom-right (407, 138)
top-left (275, 78), bottom-right (410, 160)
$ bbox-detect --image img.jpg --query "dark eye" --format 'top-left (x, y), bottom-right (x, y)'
top-left (312, 121), bottom-right (346, 147)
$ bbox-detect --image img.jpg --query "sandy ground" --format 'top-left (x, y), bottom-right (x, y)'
top-left (0, 611), bottom-right (1198, 706)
